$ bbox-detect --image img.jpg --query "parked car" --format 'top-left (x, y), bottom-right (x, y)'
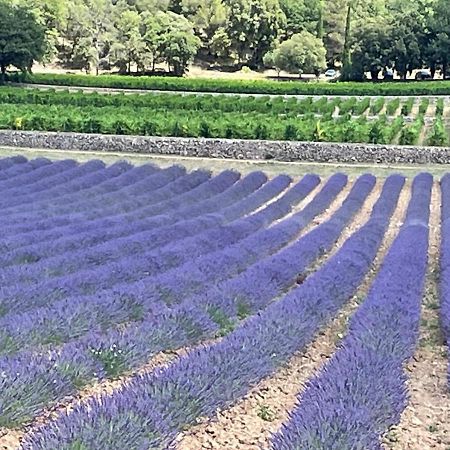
top-left (415, 69), bottom-right (432, 80)
top-left (324, 69), bottom-right (339, 80)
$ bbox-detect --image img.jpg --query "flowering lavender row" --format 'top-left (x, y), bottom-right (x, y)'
top-left (0, 172), bottom-right (288, 315)
top-left (0, 155), bottom-right (27, 172)
top-left (440, 174), bottom-right (450, 387)
top-left (271, 173), bottom-right (432, 450)
top-left (0, 173), bottom-right (339, 355)
top-left (0, 166), bottom-right (214, 250)
top-left (0, 171), bottom-right (312, 313)
top-left (0, 167), bottom-right (202, 244)
top-left (0, 161), bottom-right (161, 221)
top-left (0, 158), bottom-right (79, 198)
top-left (0, 157), bottom-right (61, 186)
top-left (0, 160), bottom-right (133, 217)
top-left (0, 157), bottom-right (51, 181)
top-left (0, 173), bottom-right (342, 427)
top-left (34, 174), bottom-right (373, 367)
top-left (0, 164), bottom-right (185, 233)
top-left (0, 170), bottom-right (237, 263)
top-left (0, 172), bottom-right (270, 298)
top-left (0, 169), bottom-right (219, 264)
top-left (3, 173), bottom-right (281, 283)
top-left (18, 173), bottom-right (404, 449)
top-left (0, 159), bottom-right (103, 204)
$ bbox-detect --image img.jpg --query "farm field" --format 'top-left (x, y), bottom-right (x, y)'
top-left (0, 155), bottom-right (448, 449)
top-left (1, 86), bottom-right (449, 146)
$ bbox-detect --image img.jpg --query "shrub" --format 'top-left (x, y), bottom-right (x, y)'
top-left (427, 118), bottom-right (449, 147)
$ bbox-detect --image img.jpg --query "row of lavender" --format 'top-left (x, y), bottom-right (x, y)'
top-left (0, 164), bottom-right (348, 426)
top-left (0, 157), bottom-right (439, 449)
top-left (19, 171), bottom-right (413, 448)
top-left (272, 173), bottom-right (432, 449)
top-left (2, 158), bottom-right (346, 425)
top-left (440, 175), bottom-right (450, 388)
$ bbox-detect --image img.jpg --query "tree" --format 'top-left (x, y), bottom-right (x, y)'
top-left (0, 1), bottom-right (46, 78)
top-left (385, 0), bottom-right (435, 78)
top-left (224, 0), bottom-right (285, 68)
top-left (278, 0), bottom-right (321, 37)
top-left (264, 31), bottom-right (326, 77)
top-left (323, 0), bottom-right (346, 67)
top-left (59, 0), bottom-right (113, 73)
top-left (388, 16), bottom-right (422, 79)
top-left (14, 0), bottom-right (68, 62)
top-left (350, 19), bottom-right (394, 80)
top-left (426, 0), bottom-right (450, 78)
top-left (181, 0), bottom-right (230, 63)
top-left (161, 11), bottom-right (201, 75)
top-left (110, 7), bottom-right (144, 73)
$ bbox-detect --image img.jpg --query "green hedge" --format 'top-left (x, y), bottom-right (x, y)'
top-left (7, 72), bottom-right (450, 96)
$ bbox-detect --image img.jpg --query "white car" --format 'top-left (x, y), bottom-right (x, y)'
top-left (324, 69), bottom-right (337, 78)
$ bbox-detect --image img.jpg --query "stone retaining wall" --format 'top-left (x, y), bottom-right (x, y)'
top-left (1, 130), bottom-right (450, 165)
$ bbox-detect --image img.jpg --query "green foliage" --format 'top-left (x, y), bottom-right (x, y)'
top-left (0, 1), bottom-right (46, 77)
top-left (436, 98), bottom-right (445, 117)
top-left (279, 0), bottom-right (321, 37)
top-left (89, 346), bottom-right (126, 378)
top-left (12, 71), bottom-right (450, 96)
top-left (338, 97), bottom-right (356, 115)
top-left (264, 31), bottom-right (326, 77)
top-left (2, 0), bottom-right (450, 80)
top-left (0, 85), bottom-right (439, 148)
top-left (350, 18), bottom-right (393, 81)
top-left (400, 98), bottom-right (414, 116)
top-left (386, 98), bottom-right (400, 116)
top-left (427, 117), bottom-right (449, 146)
top-left (224, 0), bottom-right (286, 68)
top-left (418, 98), bottom-right (430, 115)
top-left (370, 97), bottom-right (385, 115)
top-left (257, 404), bottom-right (276, 422)
top-left (369, 118), bottom-right (386, 144)
top-left (208, 306), bottom-right (236, 336)
top-left (352, 98), bottom-right (370, 115)
top-left (399, 115), bottom-right (424, 145)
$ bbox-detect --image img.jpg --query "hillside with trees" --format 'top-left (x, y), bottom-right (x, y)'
top-left (1, 0), bottom-right (450, 80)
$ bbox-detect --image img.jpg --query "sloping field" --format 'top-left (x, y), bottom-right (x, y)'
top-left (0, 156), bottom-right (448, 449)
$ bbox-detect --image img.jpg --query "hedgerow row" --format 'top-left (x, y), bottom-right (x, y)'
top-left (8, 72), bottom-right (450, 96)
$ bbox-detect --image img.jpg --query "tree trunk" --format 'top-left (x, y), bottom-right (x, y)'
top-left (370, 69), bottom-right (379, 81)
top-left (341, 3), bottom-right (353, 81)
top-left (431, 65), bottom-right (436, 79)
top-left (316, 0), bottom-right (324, 39)
top-left (0, 64), bottom-right (6, 82)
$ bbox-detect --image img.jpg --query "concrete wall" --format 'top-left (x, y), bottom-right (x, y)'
top-left (1, 130), bottom-right (450, 165)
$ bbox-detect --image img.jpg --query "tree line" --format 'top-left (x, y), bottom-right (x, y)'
top-left (0, 0), bottom-right (449, 80)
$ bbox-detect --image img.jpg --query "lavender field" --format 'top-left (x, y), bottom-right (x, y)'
top-left (0, 155), bottom-right (448, 450)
